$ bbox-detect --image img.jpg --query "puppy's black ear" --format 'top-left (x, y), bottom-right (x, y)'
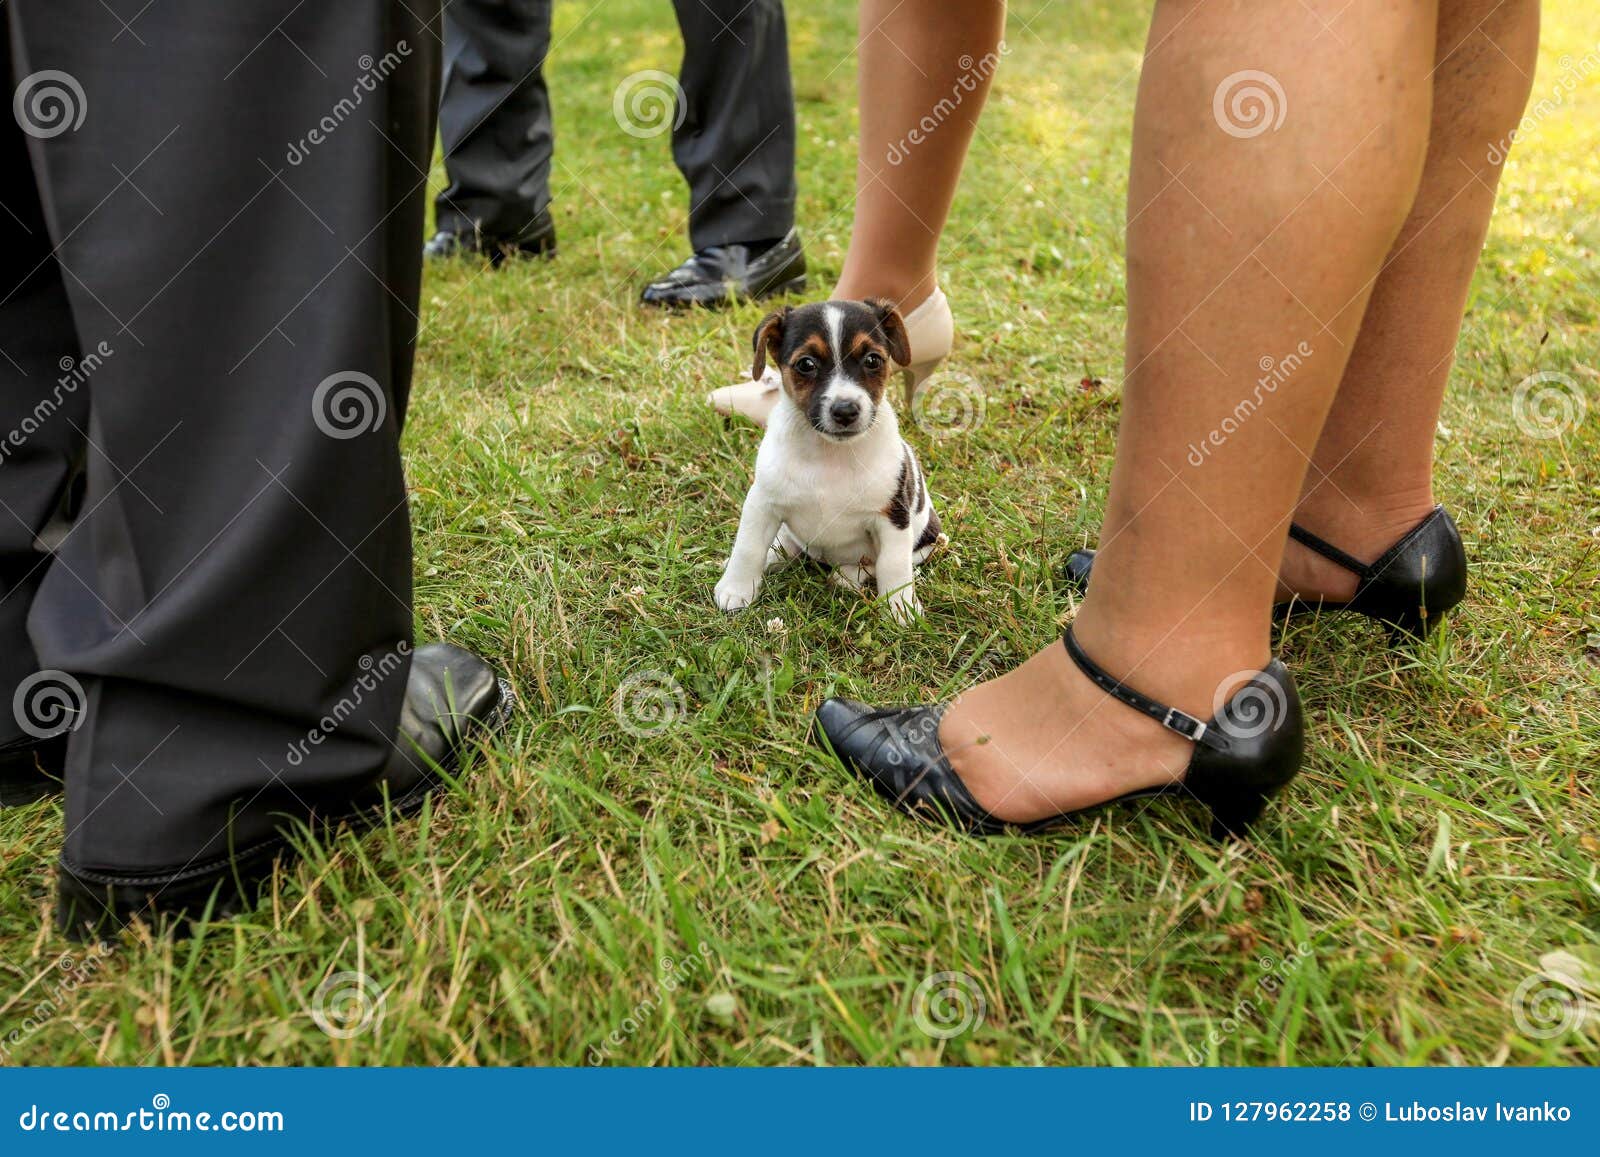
top-left (751, 307), bottom-right (789, 380)
top-left (866, 298), bottom-right (912, 366)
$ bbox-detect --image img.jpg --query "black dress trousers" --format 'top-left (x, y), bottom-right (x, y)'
top-left (434, 0), bottom-right (797, 251)
top-left (1, 2), bottom-right (438, 880)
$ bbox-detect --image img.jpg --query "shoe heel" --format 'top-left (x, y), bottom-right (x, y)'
top-left (1206, 790), bottom-right (1272, 841)
top-left (1182, 658), bottom-right (1304, 843)
top-left (1384, 608), bottom-right (1445, 644)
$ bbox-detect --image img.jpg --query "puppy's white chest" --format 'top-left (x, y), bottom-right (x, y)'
top-left (762, 446), bottom-right (895, 564)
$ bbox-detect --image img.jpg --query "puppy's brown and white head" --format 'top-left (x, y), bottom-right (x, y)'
top-left (750, 299), bottom-right (911, 441)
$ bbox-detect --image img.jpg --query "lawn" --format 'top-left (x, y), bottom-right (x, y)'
top-left (2, 0), bottom-right (1598, 1066)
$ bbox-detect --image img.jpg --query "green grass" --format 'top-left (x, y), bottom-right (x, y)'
top-left (3, 0), bottom-right (1599, 1066)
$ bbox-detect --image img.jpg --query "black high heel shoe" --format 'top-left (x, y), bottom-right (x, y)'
top-left (1062, 506), bottom-right (1467, 644)
top-left (812, 629), bottom-right (1304, 840)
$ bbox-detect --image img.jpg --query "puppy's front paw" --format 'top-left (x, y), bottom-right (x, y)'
top-left (715, 575), bottom-right (759, 613)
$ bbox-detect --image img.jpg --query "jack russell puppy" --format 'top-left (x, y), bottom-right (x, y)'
top-left (715, 299), bottom-right (943, 624)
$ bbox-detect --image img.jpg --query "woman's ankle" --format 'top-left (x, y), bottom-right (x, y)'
top-left (1071, 603), bottom-right (1271, 724)
top-left (1291, 483), bottom-right (1438, 560)
top-left (1281, 483), bottom-right (1438, 604)
top-left (832, 267), bottom-right (937, 313)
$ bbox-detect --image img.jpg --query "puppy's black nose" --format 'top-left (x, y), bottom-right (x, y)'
top-left (829, 399), bottom-right (861, 426)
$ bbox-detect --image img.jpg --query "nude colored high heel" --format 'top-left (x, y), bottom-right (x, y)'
top-left (708, 288), bottom-right (954, 428)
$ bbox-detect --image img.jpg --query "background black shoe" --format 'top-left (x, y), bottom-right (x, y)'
top-left (55, 643), bottom-right (514, 941)
top-left (639, 227), bottom-right (806, 308)
top-left (1063, 506), bottom-right (1467, 644)
top-left (0, 735), bottom-right (67, 808)
top-left (423, 209), bottom-right (557, 266)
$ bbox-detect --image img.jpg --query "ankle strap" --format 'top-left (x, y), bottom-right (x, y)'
top-left (1063, 630), bottom-right (1225, 751)
top-left (1286, 523), bottom-right (1372, 579)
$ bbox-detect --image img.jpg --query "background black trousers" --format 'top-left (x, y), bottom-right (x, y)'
top-left (435, 0), bottom-right (797, 250)
top-left (1, 2), bottom-right (437, 877)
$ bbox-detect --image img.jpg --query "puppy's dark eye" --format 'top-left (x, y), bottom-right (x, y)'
top-left (794, 356), bottom-right (819, 376)
top-left (862, 352), bottom-right (884, 371)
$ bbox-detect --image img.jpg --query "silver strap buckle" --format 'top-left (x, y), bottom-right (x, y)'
top-left (1163, 708), bottom-right (1206, 742)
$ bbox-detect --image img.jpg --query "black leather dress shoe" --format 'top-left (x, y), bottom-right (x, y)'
top-left (55, 642), bottom-right (514, 941)
top-left (639, 227), bottom-right (806, 309)
top-left (0, 735), bottom-right (66, 808)
top-left (423, 209), bottom-right (557, 267)
top-left (1063, 506), bottom-right (1468, 644)
top-left (813, 628), bottom-right (1304, 840)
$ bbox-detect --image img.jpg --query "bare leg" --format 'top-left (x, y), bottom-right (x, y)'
top-left (711, 1), bottom-right (1004, 420)
top-left (831, 0), bottom-right (1007, 311)
top-left (940, 0), bottom-right (1438, 821)
top-left (1284, 0), bottom-right (1540, 602)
